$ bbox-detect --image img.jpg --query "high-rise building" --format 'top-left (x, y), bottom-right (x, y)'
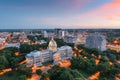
top-left (86, 33), bottom-right (107, 51)
top-left (55, 28), bottom-right (62, 39)
top-left (42, 31), bottom-right (48, 38)
top-left (61, 30), bottom-right (69, 38)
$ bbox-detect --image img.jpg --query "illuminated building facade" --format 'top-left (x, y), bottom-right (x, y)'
top-left (48, 37), bottom-right (57, 52)
top-left (53, 46), bottom-right (72, 65)
top-left (26, 38), bottom-right (72, 67)
top-left (26, 50), bottom-right (53, 67)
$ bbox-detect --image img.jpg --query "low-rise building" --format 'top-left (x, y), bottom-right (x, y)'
top-left (63, 36), bottom-right (77, 43)
top-left (0, 38), bottom-right (6, 50)
top-left (5, 42), bottom-right (20, 48)
top-left (75, 34), bottom-right (87, 45)
top-left (26, 50), bottom-right (53, 67)
top-left (107, 44), bottom-right (120, 52)
top-left (53, 46), bottom-right (72, 65)
top-left (25, 37), bottom-right (72, 67)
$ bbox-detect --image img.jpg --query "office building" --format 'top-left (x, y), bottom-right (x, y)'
top-left (86, 33), bottom-right (107, 51)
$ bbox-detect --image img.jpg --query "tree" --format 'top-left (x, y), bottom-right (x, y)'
top-left (75, 50), bottom-right (80, 58)
top-left (66, 43), bottom-right (74, 48)
top-left (27, 35), bottom-right (36, 42)
top-left (70, 57), bottom-right (81, 70)
top-left (89, 48), bottom-right (101, 57)
top-left (73, 78), bottom-right (84, 80)
top-left (108, 54), bottom-right (116, 62)
top-left (55, 39), bottom-right (66, 47)
top-left (18, 75), bottom-right (27, 80)
top-left (58, 70), bottom-right (73, 80)
top-left (100, 56), bottom-right (109, 62)
top-left (47, 65), bottom-right (64, 80)
top-left (17, 64), bottom-right (32, 78)
top-left (0, 65), bottom-right (5, 71)
top-left (70, 69), bottom-right (85, 79)
top-left (86, 58), bottom-right (96, 73)
top-left (40, 43), bottom-right (48, 49)
top-left (116, 55), bottom-right (120, 60)
top-left (9, 57), bottom-right (19, 70)
top-left (36, 69), bottom-right (42, 75)
top-left (97, 62), bottom-right (111, 73)
top-left (107, 67), bottom-right (120, 78)
top-left (40, 72), bottom-right (50, 80)
top-left (20, 44), bottom-right (32, 53)
top-left (0, 55), bottom-right (8, 67)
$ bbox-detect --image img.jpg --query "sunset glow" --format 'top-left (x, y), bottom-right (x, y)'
top-left (0, 0), bottom-right (120, 29)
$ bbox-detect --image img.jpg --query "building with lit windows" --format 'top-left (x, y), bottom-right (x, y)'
top-left (53, 46), bottom-right (72, 65)
top-left (86, 33), bottom-right (107, 51)
top-left (26, 37), bottom-right (72, 67)
top-left (107, 44), bottom-right (120, 52)
top-left (26, 50), bottom-right (53, 67)
top-left (75, 34), bottom-right (87, 45)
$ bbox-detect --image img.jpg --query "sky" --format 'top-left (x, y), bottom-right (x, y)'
top-left (0, 0), bottom-right (120, 29)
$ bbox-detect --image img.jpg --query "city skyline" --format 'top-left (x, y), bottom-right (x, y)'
top-left (0, 0), bottom-right (120, 29)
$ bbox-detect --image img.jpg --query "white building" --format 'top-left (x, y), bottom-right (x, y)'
top-left (64, 36), bottom-right (77, 43)
top-left (0, 38), bottom-right (6, 50)
top-left (48, 37), bottom-right (57, 52)
top-left (26, 37), bottom-right (72, 67)
top-left (75, 34), bottom-right (87, 45)
top-left (5, 43), bottom-right (20, 48)
top-left (53, 46), bottom-right (72, 65)
top-left (43, 31), bottom-right (48, 38)
top-left (26, 50), bottom-right (53, 67)
top-left (86, 33), bottom-right (107, 51)
top-left (35, 40), bottom-right (47, 44)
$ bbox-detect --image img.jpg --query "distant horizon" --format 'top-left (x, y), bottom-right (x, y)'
top-left (0, 27), bottom-right (120, 30)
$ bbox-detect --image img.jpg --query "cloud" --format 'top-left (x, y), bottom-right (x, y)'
top-left (8, 0), bottom-right (120, 28)
top-left (83, 0), bottom-right (120, 20)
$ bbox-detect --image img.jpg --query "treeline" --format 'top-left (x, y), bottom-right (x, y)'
top-left (0, 47), bottom-right (32, 80)
top-left (40, 44), bottom-right (120, 80)
top-left (20, 43), bottom-right (48, 53)
top-left (0, 47), bottom-right (24, 70)
top-left (71, 45), bottom-right (120, 80)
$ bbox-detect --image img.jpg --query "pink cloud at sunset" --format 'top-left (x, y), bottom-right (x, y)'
top-left (84, 0), bottom-right (120, 20)
top-left (70, 0), bottom-right (91, 10)
top-left (0, 0), bottom-right (119, 29)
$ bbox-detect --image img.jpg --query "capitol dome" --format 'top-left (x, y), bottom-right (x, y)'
top-left (48, 37), bottom-right (57, 51)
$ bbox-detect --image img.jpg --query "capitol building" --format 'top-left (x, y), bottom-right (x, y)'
top-left (25, 37), bottom-right (72, 67)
